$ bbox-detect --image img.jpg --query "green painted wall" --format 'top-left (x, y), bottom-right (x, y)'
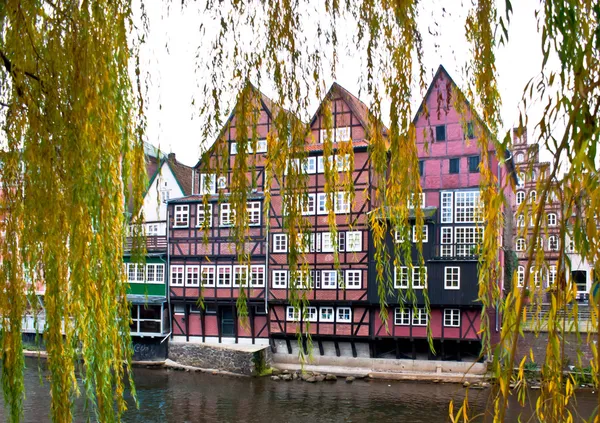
top-left (123, 256), bottom-right (166, 297)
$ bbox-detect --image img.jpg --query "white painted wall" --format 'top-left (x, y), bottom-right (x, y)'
top-left (568, 253), bottom-right (593, 295)
top-left (142, 162), bottom-right (185, 233)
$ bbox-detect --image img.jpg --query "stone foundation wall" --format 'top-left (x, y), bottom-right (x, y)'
top-left (518, 331), bottom-right (595, 366)
top-left (168, 342), bottom-right (271, 376)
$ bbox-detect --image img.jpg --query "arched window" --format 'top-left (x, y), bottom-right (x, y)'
top-left (530, 267), bottom-right (541, 286)
top-left (515, 152), bottom-right (524, 163)
top-left (517, 214), bottom-right (525, 227)
top-left (516, 238), bottom-right (526, 252)
top-left (516, 191), bottom-right (525, 205)
top-left (548, 236), bottom-right (558, 251)
top-left (547, 213), bottom-right (557, 226)
top-left (548, 266), bottom-right (557, 285)
top-left (537, 237), bottom-right (544, 249)
top-left (531, 170), bottom-right (537, 182)
top-left (530, 190), bottom-right (537, 203)
top-left (517, 266), bottom-right (525, 287)
top-left (517, 172), bottom-right (525, 188)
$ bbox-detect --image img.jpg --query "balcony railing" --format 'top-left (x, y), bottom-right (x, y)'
top-left (430, 244), bottom-right (480, 261)
top-left (125, 235), bottom-right (167, 253)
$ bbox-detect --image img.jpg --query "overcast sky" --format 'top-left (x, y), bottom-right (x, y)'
top-left (136, 1), bottom-right (550, 167)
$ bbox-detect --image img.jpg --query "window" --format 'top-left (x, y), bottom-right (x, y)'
top-left (338, 232), bottom-right (346, 252)
top-left (273, 234), bottom-right (288, 253)
top-left (320, 307), bottom-right (334, 322)
top-left (146, 264), bottom-right (164, 283)
top-left (440, 227), bottom-right (454, 257)
top-left (345, 270), bottom-right (362, 289)
top-left (408, 193), bottom-right (426, 209)
top-left (233, 265), bottom-right (248, 287)
top-left (394, 308), bottom-right (411, 325)
top-left (517, 266), bottom-right (525, 287)
top-left (250, 265), bottom-right (265, 287)
top-left (412, 267), bottom-right (427, 289)
top-left (418, 160), bottom-right (424, 177)
top-left (435, 125), bottom-right (446, 141)
top-left (548, 265), bottom-right (557, 285)
top-left (517, 214), bottom-right (525, 227)
top-left (305, 307), bottom-right (318, 322)
top-left (337, 307), bottom-right (352, 323)
top-left (305, 157), bottom-right (317, 174)
top-left (286, 306), bottom-right (299, 321)
top-left (566, 238), bottom-right (575, 253)
top-left (517, 172), bottom-right (525, 189)
top-left (220, 203), bottom-right (234, 227)
top-left (441, 192), bottom-right (453, 223)
top-left (412, 225), bottom-right (428, 243)
top-left (127, 263), bottom-right (144, 283)
top-left (468, 155), bottom-right (480, 173)
top-left (394, 266), bottom-right (409, 288)
top-left (346, 231), bottom-right (362, 252)
top-left (530, 191), bottom-right (537, 203)
top-left (317, 193), bottom-right (328, 214)
top-left (170, 265), bottom-right (184, 286)
top-left (412, 308), bottom-right (428, 326)
top-left (455, 190), bottom-right (482, 222)
top-left (334, 192), bottom-right (351, 213)
top-left (530, 267), bottom-right (542, 286)
top-left (455, 226), bottom-right (483, 256)
top-left (515, 152), bottom-right (524, 163)
top-left (394, 227), bottom-right (407, 244)
top-left (322, 232), bottom-right (335, 252)
top-left (571, 270), bottom-right (587, 292)
top-left (322, 270), bottom-right (338, 289)
top-left (217, 266), bottom-right (232, 287)
top-left (302, 194), bottom-right (316, 215)
top-left (466, 121), bottom-right (475, 139)
top-left (319, 127), bottom-right (351, 143)
top-left (516, 238), bottom-right (526, 252)
top-left (185, 265), bottom-right (200, 287)
top-left (173, 304), bottom-right (185, 314)
top-left (548, 236), bottom-right (559, 251)
top-left (247, 202), bottom-right (261, 226)
top-left (272, 270), bottom-right (288, 288)
top-left (231, 139), bottom-right (268, 155)
top-left (516, 191), bottom-right (525, 205)
top-left (130, 304), bottom-right (162, 335)
top-left (336, 154), bottom-right (351, 172)
top-left (531, 170), bottom-right (537, 182)
top-left (444, 267), bottom-right (460, 289)
top-left (547, 213), bottom-right (557, 227)
top-left (201, 266), bottom-right (215, 287)
top-left (230, 142), bottom-right (237, 155)
top-left (199, 174), bottom-right (216, 195)
top-left (160, 189), bottom-right (170, 203)
top-left (444, 309), bottom-right (460, 327)
top-left (174, 205), bottom-right (189, 227)
top-left (197, 204), bottom-right (213, 227)
top-left (449, 158), bottom-right (460, 174)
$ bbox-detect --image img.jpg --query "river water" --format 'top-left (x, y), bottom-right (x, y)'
top-left (1, 358), bottom-right (597, 422)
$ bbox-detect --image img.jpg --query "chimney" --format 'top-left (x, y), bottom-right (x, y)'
top-left (168, 152), bottom-right (176, 162)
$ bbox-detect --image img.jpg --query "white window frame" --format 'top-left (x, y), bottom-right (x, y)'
top-left (170, 265), bottom-right (184, 286)
top-left (322, 270), bottom-right (338, 289)
top-left (440, 227), bottom-right (454, 257)
top-left (272, 270), bottom-right (288, 288)
top-left (199, 174), bottom-right (216, 195)
top-left (127, 263), bottom-right (144, 283)
top-left (547, 213), bottom-right (557, 227)
top-left (408, 193), bottom-right (426, 209)
top-left (455, 226), bottom-right (483, 257)
top-left (548, 235), bottom-right (558, 251)
top-left (455, 190), bottom-right (482, 223)
top-left (319, 307), bottom-right (334, 322)
top-left (174, 205), bottom-right (190, 228)
top-left (185, 265), bottom-right (200, 287)
top-left (516, 191), bottom-right (525, 205)
top-left (317, 193), bottom-right (328, 214)
top-left (196, 203), bottom-right (213, 228)
top-left (444, 266), bottom-right (460, 290)
top-left (233, 265), bottom-right (248, 287)
top-left (334, 192), bottom-right (351, 214)
top-left (273, 234), bottom-right (288, 253)
top-left (412, 225), bottom-right (428, 243)
top-left (336, 307), bottom-right (352, 323)
top-left (286, 306), bottom-right (300, 321)
top-left (322, 232), bottom-right (335, 252)
top-left (548, 265), bottom-right (557, 285)
top-left (305, 157), bottom-right (317, 174)
top-left (250, 265), bottom-right (265, 287)
top-left (201, 265), bottom-right (215, 287)
top-left (346, 231), bottom-right (362, 252)
top-left (530, 190), bottom-right (537, 203)
top-left (305, 307), bottom-right (318, 322)
top-left (516, 266), bottom-right (525, 287)
top-left (146, 263), bottom-right (164, 283)
top-left (247, 201), bottom-right (261, 226)
top-left (441, 191), bottom-right (453, 223)
top-left (394, 266), bottom-right (409, 289)
top-left (217, 265), bottom-right (232, 287)
top-left (394, 308), bottom-right (410, 326)
top-left (412, 308), bottom-right (428, 326)
top-left (345, 270), bottom-right (362, 289)
top-left (220, 203), bottom-right (234, 227)
top-left (516, 238), bottom-right (526, 252)
top-left (301, 194), bottom-right (316, 215)
top-left (412, 267), bottom-right (427, 289)
top-left (444, 309), bottom-right (460, 327)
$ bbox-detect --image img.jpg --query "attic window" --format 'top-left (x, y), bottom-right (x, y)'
top-left (435, 125), bottom-right (446, 142)
top-left (466, 122), bottom-right (475, 139)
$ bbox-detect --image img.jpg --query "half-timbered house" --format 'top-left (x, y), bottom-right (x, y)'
top-left (369, 66), bottom-right (515, 361)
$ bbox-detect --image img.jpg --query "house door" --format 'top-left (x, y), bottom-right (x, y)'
top-left (220, 308), bottom-right (235, 337)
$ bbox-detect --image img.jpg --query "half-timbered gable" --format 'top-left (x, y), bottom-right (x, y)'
top-left (268, 83), bottom-right (379, 354)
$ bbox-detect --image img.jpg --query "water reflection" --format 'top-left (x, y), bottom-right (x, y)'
top-left (1, 358), bottom-right (596, 422)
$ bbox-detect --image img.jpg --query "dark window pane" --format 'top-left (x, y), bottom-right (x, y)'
top-left (449, 158), bottom-right (460, 174)
top-left (468, 155), bottom-right (480, 173)
top-left (139, 320), bottom-right (161, 333)
top-left (139, 305), bottom-right (161, 319)
top-left (435, 125), bottom-right (446, 141)
top-left (572, 271), bottom-right (587, 292)
top-left (467, 122), bottom-right (475, 139)
top-left (418, 160), bottom-right (424, 176)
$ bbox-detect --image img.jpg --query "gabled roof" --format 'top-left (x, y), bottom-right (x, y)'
top-left (166, 155), bottom-right (194, 196)
top-left (309, 82), bottom-right (389, 136)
